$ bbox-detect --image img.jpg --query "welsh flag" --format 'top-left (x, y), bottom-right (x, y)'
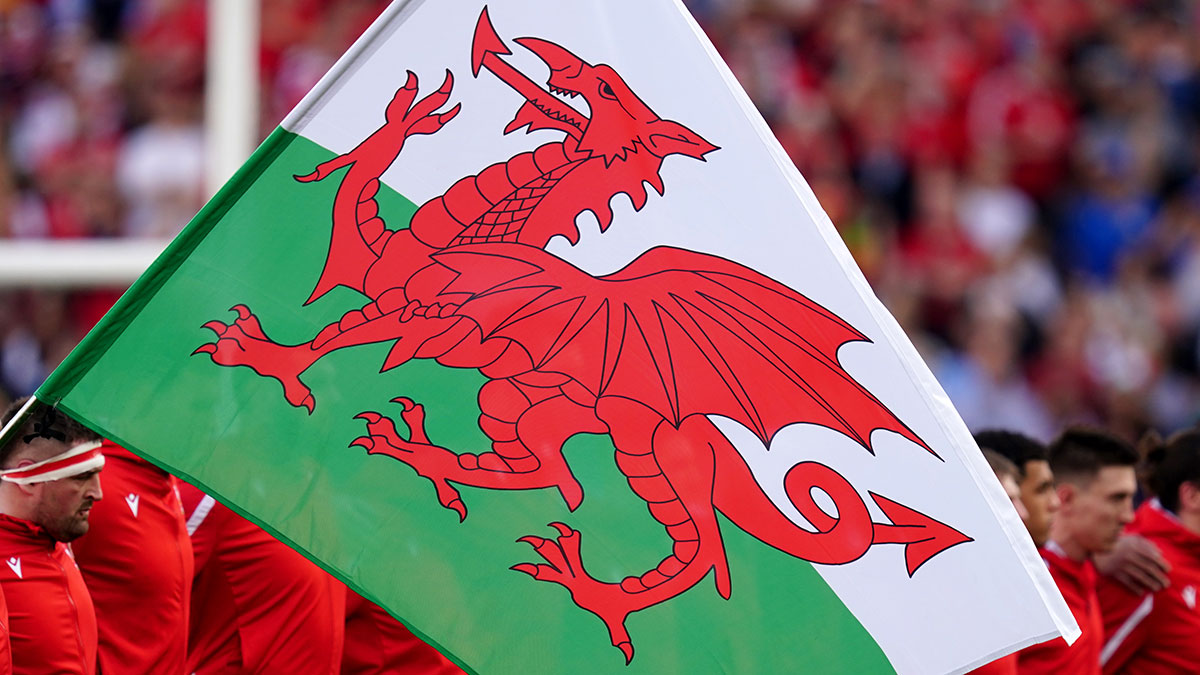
top-left (8, 1), bottom-right (1075, 673)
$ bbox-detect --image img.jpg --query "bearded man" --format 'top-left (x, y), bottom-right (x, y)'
top-left (0, 398), bottom-right (104, 675)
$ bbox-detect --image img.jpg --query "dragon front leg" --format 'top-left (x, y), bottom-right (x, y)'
top-left (194, 292), bottom-right (465, 413)
top-left (512, 398), bottom-right (733, 664)
top-left (294, 70), bottom-right (461, 185)
top-left (351, 385), bottom-right (603, 520)
top-left (193, 304), bottom-right (322, 412)
top-left (292, 71), bottom-right (460, 304)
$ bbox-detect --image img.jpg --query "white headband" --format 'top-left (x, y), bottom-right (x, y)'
top-left (0, 440), bottom-right (105, 485)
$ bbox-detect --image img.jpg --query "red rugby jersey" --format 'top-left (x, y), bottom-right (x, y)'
top-left (181, 482), bottom-right (345, 674)
top-left (343, 586), bottom-right (465, 674)
top-left (0, 514), bottom-right (97, 675)
top-left (72, 442), bottom-right (193, 675)
top-left (0, 580), bottom-right (11, 674)
top-left (1017, 542), bottom-right (1102, 675)
top-left (1098, 502), bottom-right (1200, 674)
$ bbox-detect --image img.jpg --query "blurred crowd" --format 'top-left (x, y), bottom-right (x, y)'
top-left (691, 0), bottom-right (1200, 441)
top-left (3, 3), bottom-right (1200, 674)
top-left (0, 0), bottom-right (388, 407)
top-left (4, 0), bottom-right (1200, 443)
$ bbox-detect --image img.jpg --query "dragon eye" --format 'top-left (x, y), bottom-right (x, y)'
top-left (599, 81), bottom-right (617, 100)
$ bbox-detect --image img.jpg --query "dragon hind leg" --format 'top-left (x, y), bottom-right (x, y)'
top-left (512, 399), bottom-right (733, 664)
top-left (351, 386), bottom-right (602, 519)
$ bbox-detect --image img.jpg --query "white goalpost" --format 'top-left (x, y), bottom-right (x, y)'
top-left (0, 240), bottom-right (169, 288)
top-left (0, 0), bottom-right (259, 290)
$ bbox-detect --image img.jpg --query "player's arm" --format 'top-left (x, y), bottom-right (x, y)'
top-left (1094, 534), bottom-right (1169, 594)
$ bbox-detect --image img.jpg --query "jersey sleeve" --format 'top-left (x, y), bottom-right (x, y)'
top-left (1097, 576), bottom-right (1153, 674)
top-left (178, 482), bottom-right (219, 573)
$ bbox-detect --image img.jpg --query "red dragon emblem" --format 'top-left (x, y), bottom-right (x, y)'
top-left (196, 7), bottom-right (971, 663)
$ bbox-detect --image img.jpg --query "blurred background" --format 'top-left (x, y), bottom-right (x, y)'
top-left (2, 0), bottom-right (1199, 442)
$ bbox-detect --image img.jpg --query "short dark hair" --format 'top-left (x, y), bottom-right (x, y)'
top-left (974, 429), bottom-right (1047, 477)
top-left (1140, 429), bottom-right (1200, 513)
top-left (0, 397), bottom-right (100, 467)
top-left (982, 448), bottom-right (1021, 483)
top-left (1048, 426), bottom-right (1138, 486)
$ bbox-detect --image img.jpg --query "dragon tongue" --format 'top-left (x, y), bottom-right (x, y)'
top-left (471, 7), bottom-right (511, 77)
top-left (470, 8), bottom-right (587, 136)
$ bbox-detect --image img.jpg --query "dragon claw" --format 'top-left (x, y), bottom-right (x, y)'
top-left (512, 522), bottom-right (639, 660)
top-left (384, 397), bottom-right (429, 444)
top-left (348, 402), bottom-right (466, 520)
top-left (617, 642), bottom-right (634, 665)
top-left (197, 305), bottom-right (315, 410)
top-left (201, 320), bottom-right (228, 335)
top-left (439, 104), bottom-right (462, 125)
top-left (510, 563), bottom-right (539, 578)
top-left (447, 498), bottom-right (467, 522)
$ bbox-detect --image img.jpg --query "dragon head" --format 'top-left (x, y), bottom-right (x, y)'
top-left (473, 8), bottom-right (718, 166)
top-left (515, 37), bottom-right (718, 165)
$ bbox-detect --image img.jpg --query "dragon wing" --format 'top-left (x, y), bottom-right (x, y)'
top-left (434, 243), bottom-right (932, 455)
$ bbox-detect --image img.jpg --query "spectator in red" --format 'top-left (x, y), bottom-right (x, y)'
top-left (180, 481), bottom-right (346, 674)
top-left (1017, 428), bottom-right (1138, 675)
top-left (1097, 429), bottom-right (1200, 673)
top-left (71, 439), bottom-right (192, 675)
top-left (0, 399), bottom-right (103, 675)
